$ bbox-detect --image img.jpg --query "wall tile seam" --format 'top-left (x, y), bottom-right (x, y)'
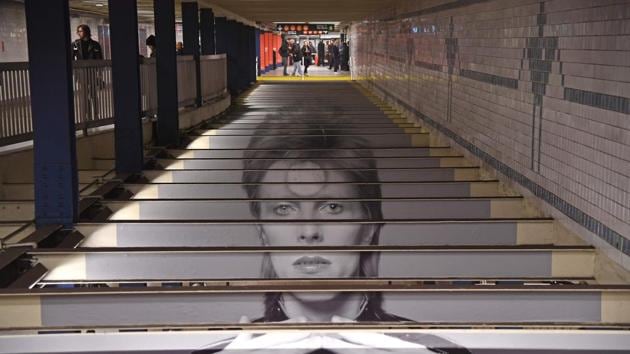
top-left (449, 104), bottom-right (537, 142)
top-left (452, 84), bottom-right (535, 109)
top-left (543, 100), bottom-right (630, 131)
top-left (540, 135), bottom-right (630, 174)
top-left (452, 80), bottom-right (537, 102)
top-left (398, 18), bottom-right (630, 34)
top-left (545, 127), bottom-right (630, 154)
top-left (544, 4), bottom-right (630, 20)
top-left (541, 117), bottom-right (630, 153)
top-left (450, 87), bottom-right (546, 122)
top-left (537, 154), bottom-right (630, 204)
top-left (366, 80), bottom-right (630, 253)
top-left (545, 0), bottom-right (630, 13)
top-left (454, 90), bottom-right (630, 148)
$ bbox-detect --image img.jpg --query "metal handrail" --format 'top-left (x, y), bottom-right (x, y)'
top-left (0, 56), bottom-right (227, 146)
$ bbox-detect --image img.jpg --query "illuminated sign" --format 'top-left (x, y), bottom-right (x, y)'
top-left (276, 23), bottom-right (335, 34)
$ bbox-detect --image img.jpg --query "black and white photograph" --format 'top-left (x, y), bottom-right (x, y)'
top-left (1, 1), bottom-right (629, 353)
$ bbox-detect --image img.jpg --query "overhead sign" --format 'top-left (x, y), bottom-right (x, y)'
top-left (275, 23), bottom-right (335, 35)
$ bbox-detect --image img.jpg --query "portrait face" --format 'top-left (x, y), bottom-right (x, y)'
top-left (255, 161), bottom-right (374, 301)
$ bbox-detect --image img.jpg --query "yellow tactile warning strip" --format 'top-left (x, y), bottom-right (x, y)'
top-left (257, 75), bottom-right (352, 82)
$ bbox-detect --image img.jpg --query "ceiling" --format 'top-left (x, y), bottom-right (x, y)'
top-left (69, 0), bottom-right (398, 24)
top-left (202, 0), bottom-right (398, 22)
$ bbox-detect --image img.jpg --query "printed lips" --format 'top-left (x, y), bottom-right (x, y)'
top-left (292, 256), bottom-right (332, 274)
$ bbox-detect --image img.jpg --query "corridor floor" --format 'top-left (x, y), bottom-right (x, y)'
top-left (1, 82), bottom-right (629, 353)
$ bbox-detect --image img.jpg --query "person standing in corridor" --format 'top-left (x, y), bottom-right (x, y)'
top-left (291, 40), bottom-right (303, 76)
top-left (317, 40), bottom-right (325, 66)
top-left (72, 24), bottom-right (103, 123)
top-left (332, 39), bottom-right (341, 72)
top-left (301, 40), bottom-right (315, 76)
top-left (72, 24), bottom-right (103, 60)
top-left (279, 38), bottom-right (290, 76)
top-left (328, 40), bottom-right (334, 70)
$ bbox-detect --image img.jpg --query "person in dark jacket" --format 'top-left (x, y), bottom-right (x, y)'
top-left (145, 35), bottom-right (157, 58)
top-left (279, 39), bottom-right (290, 76)
top-left (291, 41), bottom-right (303, 76)
top-left (317, 40), bottom-right (325, 66)
top-left (328, 40), bottom-right (334, 70)
top-left (72, 24), bottom-right (103, 122)
top-left (301, 40), bottom-right (315, 75)
top-left (340, 41), bottom-right (350, 71)
top-left (332, 39), bottom-right (341, 72)
top-left (72, 24), bottom-right (103, 60)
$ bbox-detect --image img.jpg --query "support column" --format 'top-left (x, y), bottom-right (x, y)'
top-left (238, 23), bottom-right (248, 91)
top-left (215, 17), bottom-right (227, 54)
top-left (182, 1), bottom-right (201, 107)
top-left (226, 20), bottom-right (238, 94)
top-left (248, 26), bottom-right (256, 83)
top-left (108, 0), bottom-right (144, 174)
top-left (25, 0), bottom-right (78, 227)
top-left (199, 8), bottom-right (215, 55)
top-left (154, 0), bottom-right (179, 146)
top-left (255, 28), bottom-right (260, 77)
top-left (251, 27), bottom-right (257, 82)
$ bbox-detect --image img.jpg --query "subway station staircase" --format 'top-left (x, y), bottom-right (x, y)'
top-left (1, 82), bottom-right (629, 353)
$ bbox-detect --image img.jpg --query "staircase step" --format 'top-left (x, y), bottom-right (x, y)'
top-left (31, 245), bottom-right (595, 281)
top-left (76, 220), bottom-right (555, 247)
top-left (1, 285), bottom-right (628, 329)
top-left (156, 156), bottom-right (472, 170)
top-left (185, 133), bottom-right (431, 149)
top-left (196, 127), bottom-right (427, 135)
top-left (169, 146), bottom-right (457, 158)
top-left (141, 167), bottom-right (483, 183)
top-left (125, 181), bottom-right (502, 199)
top-left (102, 197), bottom-right (536, 221)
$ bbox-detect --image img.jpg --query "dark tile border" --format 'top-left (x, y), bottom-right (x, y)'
top-left (367, 80), bottom-right (629, 256)
top-left (415, 60), bottom-right (442, 72)
top-left (460, 69), bottom-right (518, 90)
top-left (382, 0), bottom-right (491, 21)
top-left (565, 87), bottom-right (630, 114)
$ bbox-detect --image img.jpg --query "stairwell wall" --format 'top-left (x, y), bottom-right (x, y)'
top-left (351, 0), bottom-right (630, 263)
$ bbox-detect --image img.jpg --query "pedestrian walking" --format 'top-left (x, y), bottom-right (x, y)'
top-left (317, 40), bottom-right (325, 66)
top-left (71, 24), bottom-right (103, 123)
top-left (279, 39), bottom-right (290, 75)
top-left (291, 41), bottom-right (303, 76)
top-left (301, 40), bottom-right (315, 75)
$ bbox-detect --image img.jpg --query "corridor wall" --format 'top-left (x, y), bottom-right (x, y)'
top-left (352, 0), bottom-right (630, 263)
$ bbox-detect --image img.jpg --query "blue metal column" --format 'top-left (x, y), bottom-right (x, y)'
top-left (182, 1), bottom-right (202, 107)
top-left (237, 23), bottom-right (248, 91)
top-left (225, 20), bottom-right (238, 94)
top-left (25, 0), bottom-right (78, 227)
top-left (250, 26), bottom-right (257, 83)
top-left (255, 28), bottom-right (260, 78)
top-left (215, 17), bottom-right (227, 54)
top-left (200, 8), bottom-right (215, 55)
top-left (108, 0), bottom-right (144, 174)
top-left (154, 0), bottom-right (179, 146)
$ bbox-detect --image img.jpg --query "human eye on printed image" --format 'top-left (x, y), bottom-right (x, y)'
top-left (194, 116), bottom-right (470, 354)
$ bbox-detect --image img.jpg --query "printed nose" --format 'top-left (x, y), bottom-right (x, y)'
top-left (298, 224), bottom-right (322, 243)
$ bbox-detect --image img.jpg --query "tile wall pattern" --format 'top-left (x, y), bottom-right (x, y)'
top-left (352, 0), bottom-right (630, 255)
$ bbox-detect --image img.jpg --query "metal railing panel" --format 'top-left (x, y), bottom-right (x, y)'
top-left (0, 55), bottom-right (227, 146)
top-left (200, 54), bottom-right (227, 102)
top-left (139, 57), bottom-right (157, 117)
top-left (176, 55), bottom-right (197, 107)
